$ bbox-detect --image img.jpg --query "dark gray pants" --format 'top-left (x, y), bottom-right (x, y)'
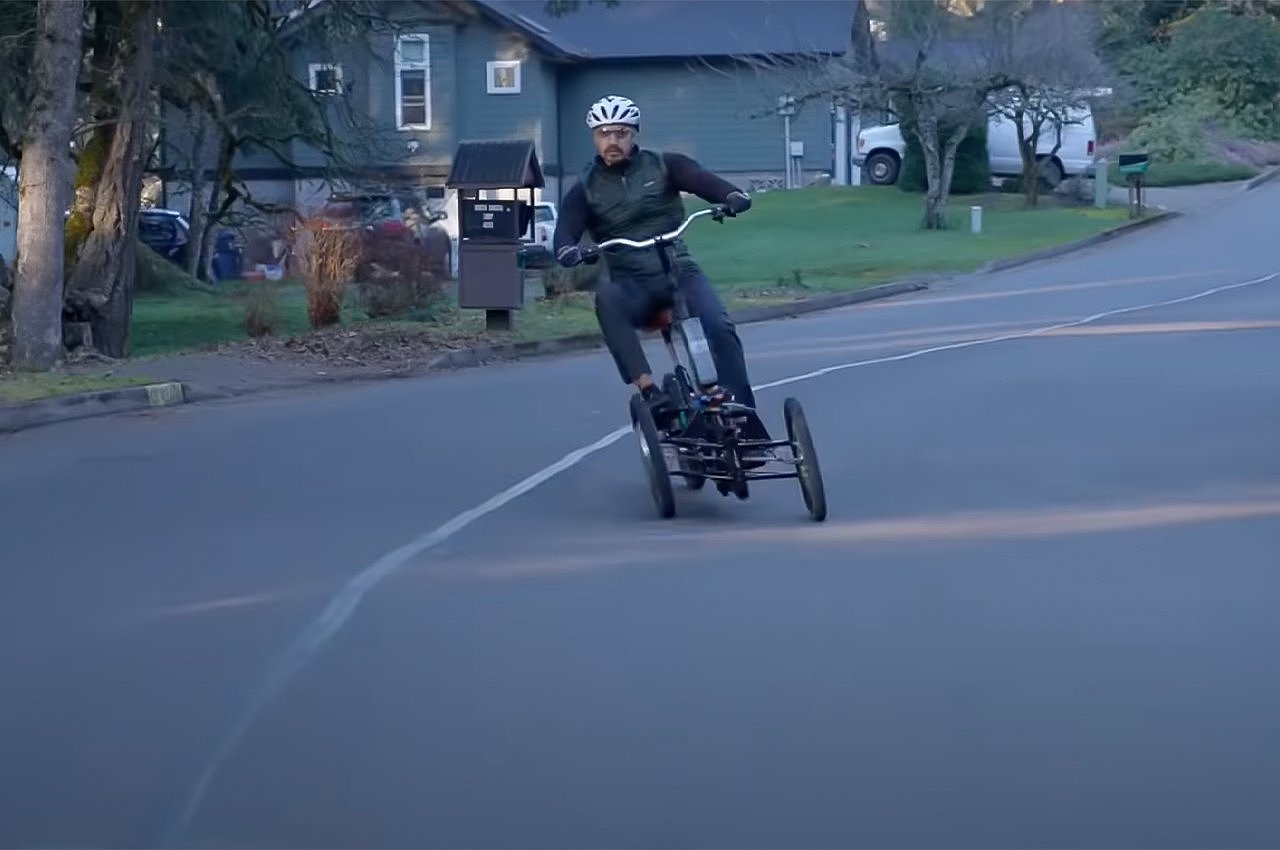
top-left (594, 265), bottom-right (757, 409)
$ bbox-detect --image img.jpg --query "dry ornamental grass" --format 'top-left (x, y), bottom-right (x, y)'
top-left (296, 222), bottom-right (362, 328)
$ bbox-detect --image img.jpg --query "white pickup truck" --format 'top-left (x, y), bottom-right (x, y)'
top-left (520, 201), bottom-right (558, 267)
top-left (854, 105), bottom-right (1099, 188)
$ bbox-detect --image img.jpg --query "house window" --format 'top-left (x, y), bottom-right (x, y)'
top-left (309, 63), bottom-right (343, 94)
top-left (395, 33), bottom-right (431, 130)
top-left (486, 60), bottom-right (521, 95)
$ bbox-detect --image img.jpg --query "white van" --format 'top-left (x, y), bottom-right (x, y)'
top-left (853, 103), bottom-right (1098, 188)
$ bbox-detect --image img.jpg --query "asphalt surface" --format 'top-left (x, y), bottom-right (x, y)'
top-left (3, 183), bottom-right (1280, 849)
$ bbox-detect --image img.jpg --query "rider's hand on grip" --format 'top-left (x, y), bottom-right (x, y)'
top-left (557, 245), bottom-right (600, 267)
top-left (724, 191), bottom-right (752, 216)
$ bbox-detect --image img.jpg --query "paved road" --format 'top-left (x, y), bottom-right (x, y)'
top-left (3, 184), bottom-right (1280, 849)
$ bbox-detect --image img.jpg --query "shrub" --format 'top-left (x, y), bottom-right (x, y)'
top-left (1126, 93), bottom-right (1220, 162)
top-left (244, 284), bottom-right (280, 338)
top-left (898, 117), bottom-right (991, 195)
top-left (541, 258), bottom-right (604, 298)
top-left (355, 229), bottom-right (445, 318)
top-left (136, 240), bottom-right (204, 294)
top-left (297, 223), bottom-right (361, 328)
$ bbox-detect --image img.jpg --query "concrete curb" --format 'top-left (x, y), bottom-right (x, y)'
top-left (731, 278), bottom-right (932, 324)
top-left (976, 208), bottom-right (1180, 275)
top-left (424, 278), bottom-right (933, 371)
top-left (1244, 163), bottom-right (1280, 191)
top-left (0, 381), bottom-right (187, 435)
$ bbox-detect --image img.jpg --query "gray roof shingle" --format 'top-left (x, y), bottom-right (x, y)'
top-left (446, 139), bottom-right (546, 189)
top-left (473, 0), bottom-right (856, 61)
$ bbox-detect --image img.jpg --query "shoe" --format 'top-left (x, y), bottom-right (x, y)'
top-left (641, 383), bottom-right (679, 427)
top-left (697, 384), bottom-right (732, 409)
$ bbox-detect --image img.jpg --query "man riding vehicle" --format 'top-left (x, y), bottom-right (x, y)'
top-left (553, 94), bottom-right (763, 432)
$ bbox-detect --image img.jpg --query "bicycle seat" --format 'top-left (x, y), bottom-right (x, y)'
top-left (642, 307), bottom-right (674, 333)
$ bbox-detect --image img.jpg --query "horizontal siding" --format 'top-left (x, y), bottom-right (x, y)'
top-left (557, 60), bottom-right (832, 179)
top-left (454, 23), bottom-right (558, 176)
top-left (282, 24), bottom-right (461, 169)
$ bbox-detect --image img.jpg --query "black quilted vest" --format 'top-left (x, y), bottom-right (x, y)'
top-left (579, 147), bottom-right (695, 284)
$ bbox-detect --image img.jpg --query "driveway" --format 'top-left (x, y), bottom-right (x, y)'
top-left (2, 182), bottom-right (1279, 849)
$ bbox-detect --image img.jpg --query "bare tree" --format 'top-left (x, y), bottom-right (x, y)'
top-left (10, 0), bottom-right (84, 370)
top-left (157, 0), bottom-right (414, 283)
top-left (983, 2), bottom-right (1109, 206)
top-left (743, 0), bottom-right (1013, 229)
top-left (0, 0), bottom-right (37, 166)
top-left (64, 0), bottom-right (159, 358)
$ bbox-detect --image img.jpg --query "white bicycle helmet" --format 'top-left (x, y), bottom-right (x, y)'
top-left (586, 95), bottom-right (641, 129)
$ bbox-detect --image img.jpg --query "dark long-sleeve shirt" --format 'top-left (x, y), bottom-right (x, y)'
top-left (552, 151), bottom-right (743, 256)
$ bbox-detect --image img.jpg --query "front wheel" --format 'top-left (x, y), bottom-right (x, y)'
top-left (630, 393), bottom-right (676, 519)
top-left (864, 151), bottom-right (900, 186)
top-left (784, 397), bottom-right (827, 522)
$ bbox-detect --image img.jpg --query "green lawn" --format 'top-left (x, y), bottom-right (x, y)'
top-left (681, 185), bottom-right (1129, 295)
top-left (127, 185), bottom-right (1134, 357)
top-left (130, 281), bottom-right (311, 357)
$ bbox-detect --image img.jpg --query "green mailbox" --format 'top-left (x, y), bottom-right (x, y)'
top-left (1118, 152), bottom-right (1149, 219)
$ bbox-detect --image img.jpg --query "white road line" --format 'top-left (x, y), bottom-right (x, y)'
top-left (754, 272), bottom-right (1279, 391)
top-left (164, 269), bottom-right (1279, 842)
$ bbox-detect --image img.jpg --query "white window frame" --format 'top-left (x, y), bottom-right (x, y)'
top-left (308, 63), bottom-right (343, 95)
top-left (486, 60), bottom-right (521, 95)
top-left (394, 33), bottom-right (432, 131)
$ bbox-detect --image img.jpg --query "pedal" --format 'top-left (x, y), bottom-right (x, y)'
top-left (697, 385), bottom-right (731, 410)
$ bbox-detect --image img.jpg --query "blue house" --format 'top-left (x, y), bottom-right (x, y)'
top-left (161, 0), bottom-right (854, 232)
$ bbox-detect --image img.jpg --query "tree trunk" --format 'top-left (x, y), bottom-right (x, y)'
top-left (918, 116), bottom-right (970, 231)
top-left (918, 115), bottom-right (947, 230)
top-left (9, 0), bottom-right (85, 370)
top-left (65, 4), bottom-right (118, 266)
top-left (184, 105), bottom-right (209, 280)
top-left (1016, 115), bottom-right (1042, 208)
top-left (940, 127), bottom-right (966, 199)
top-left (64, 0), bottom-right (159, 358)
top-left (197, 132), bottom-right (241, 282)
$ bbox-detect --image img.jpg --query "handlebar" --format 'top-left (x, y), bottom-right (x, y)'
top-left (583, 205), bottom-right (730, 258)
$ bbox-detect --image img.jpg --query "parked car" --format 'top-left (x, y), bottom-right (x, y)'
top-left (315, 190), bottom-right (453, 279)
top-left (519, 201), bottom-right (557, 268)
top-left (138, 208), bottom-right (191, 267)
top-left (317, 191), bottom-right (446, 241)
top-left (854, 102), bottom-right (1099, 188)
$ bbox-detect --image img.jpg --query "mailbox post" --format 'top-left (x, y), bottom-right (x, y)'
top-left (446, 139), bottom-right (545, 332)
top-left (1118, 152), bottom-right (1150, 219)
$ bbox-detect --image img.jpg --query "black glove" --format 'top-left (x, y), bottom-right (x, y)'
top-left (723, 191), bottom-right (752, 216)
top-left (556, 245), bottom-right (599, 267)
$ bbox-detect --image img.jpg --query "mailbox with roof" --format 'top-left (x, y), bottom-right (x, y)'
top-left (447, 139), bottom-right (545, 331)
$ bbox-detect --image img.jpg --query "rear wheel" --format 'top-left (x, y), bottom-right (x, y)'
top-left (1037, 157), bottom-right (1065, 190)
top-left (630, 393), bottom-right (676, 519)
top-left (784, 397), bottom-right (827, 522)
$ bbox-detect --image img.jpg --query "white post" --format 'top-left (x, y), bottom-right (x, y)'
top-left (783, 113), bottom-right (793, 189)
top-left (970, 205), bottom-right (983, 234)
top-left (849, 109), bottom-right (863, 186)
top-left (833, 105), bottom-right (849, 186)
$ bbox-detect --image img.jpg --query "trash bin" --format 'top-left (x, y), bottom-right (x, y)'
top-left (210, 230), bottom-right (242, 282)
